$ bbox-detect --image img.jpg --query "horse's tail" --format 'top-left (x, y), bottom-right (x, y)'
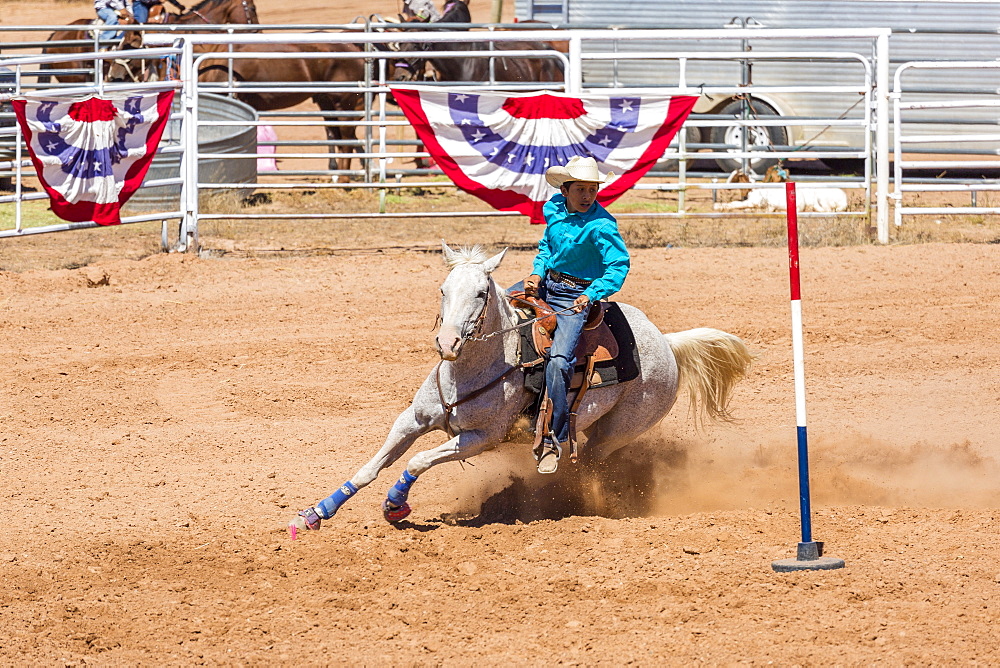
top-left (665, 328), bottom-right (753, 426)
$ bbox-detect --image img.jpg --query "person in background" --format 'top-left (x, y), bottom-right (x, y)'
top-left (131, 0), bottom-right (160, 24)
top-left (521, 155), bottom-right (630, 475)
top-left (94, 0), bottom-right (129, 44)
top-left (402, 0), bottom-right (442, 22)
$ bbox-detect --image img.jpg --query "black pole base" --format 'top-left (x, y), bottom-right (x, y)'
top-left (772, 541), bottom-right (846, 572)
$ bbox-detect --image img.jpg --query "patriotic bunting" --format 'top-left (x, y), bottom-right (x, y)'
top-left (12, 90), bottom-right (175, 225)
top-left (392, 87), bottom-right (697, 223)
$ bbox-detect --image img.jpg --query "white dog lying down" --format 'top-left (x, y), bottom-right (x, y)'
top-left (714, 186), bottom-right (849, 213)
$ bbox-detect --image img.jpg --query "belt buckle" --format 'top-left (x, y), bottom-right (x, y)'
top-left (551, 270), bottom-right (577, 287)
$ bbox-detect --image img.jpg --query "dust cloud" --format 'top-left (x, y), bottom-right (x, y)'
top-left (445, 430), bottom-right (1000, 523)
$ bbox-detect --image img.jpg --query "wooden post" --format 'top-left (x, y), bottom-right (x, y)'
top-left (490, 0), bottom-right (504, 23)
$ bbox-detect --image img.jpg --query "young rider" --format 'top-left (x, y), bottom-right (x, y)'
top-left (522, 155), bottom-right (630, 474)
top-left (289, 156), bottom-right (629, 534)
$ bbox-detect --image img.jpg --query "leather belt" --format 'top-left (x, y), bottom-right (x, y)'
top-left (547, 270), bottom-right (593, 288)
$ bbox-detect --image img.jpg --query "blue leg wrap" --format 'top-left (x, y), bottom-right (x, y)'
top-left (316, 480), bottom-right (358, 519)
top-left (386, 470), bottom-right (418, 506)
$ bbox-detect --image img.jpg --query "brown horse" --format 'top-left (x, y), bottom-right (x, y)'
top-left (104, 18), bottom-right (153, 83)
top-left (196, 42), bottom-right (374, 182)
top-left (39, 0), bottom-right (260, 85)
top-left (399, 39), bottom-right (565, 84)
top-left (155, 0), bottom-right (257, 26)
top-left (36, 10), bottom-right (136, 85)
top-left (391, 1), bottom-right (564, 84)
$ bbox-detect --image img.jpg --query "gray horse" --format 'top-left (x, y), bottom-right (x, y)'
top-left (289, 243), bottom-right (752, 536)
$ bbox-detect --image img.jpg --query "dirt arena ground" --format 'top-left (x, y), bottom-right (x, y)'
top-left (5, 1), bottom-right (1000, 666)
top-left (3, 230), bottom-right (1000, 665)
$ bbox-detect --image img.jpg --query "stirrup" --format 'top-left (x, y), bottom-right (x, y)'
top-left (534, 438), bottom-right (562, 475)
top-left (533, 434), bottom-right (562, 460)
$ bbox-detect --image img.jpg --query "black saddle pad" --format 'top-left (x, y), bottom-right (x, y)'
top-left (519, 301), bottom-right (641, 393)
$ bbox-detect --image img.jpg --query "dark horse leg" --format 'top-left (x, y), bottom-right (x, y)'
top-left (316, 92), bottom-right (365, 184)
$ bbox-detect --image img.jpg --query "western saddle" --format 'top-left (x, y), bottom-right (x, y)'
top-left (509, 291), bottom-right (620, 463)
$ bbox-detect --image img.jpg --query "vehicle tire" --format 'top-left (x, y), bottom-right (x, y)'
top-left (657, 126), bottom-right (702, 172)
top-left (709, 98), bottom-right (788, 174)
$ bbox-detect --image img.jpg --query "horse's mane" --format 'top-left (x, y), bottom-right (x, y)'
top-left (438, 0), bottom-right (472, 23)
top-left (444, 244), bottom-right (488, 267)
top-left (189, 0), bottom-right (219, 12)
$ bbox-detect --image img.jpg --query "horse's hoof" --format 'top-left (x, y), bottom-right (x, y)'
top-left (289, 507), bottom-right (322, 539)
top-left (383, 499), bottom-right (412, 523)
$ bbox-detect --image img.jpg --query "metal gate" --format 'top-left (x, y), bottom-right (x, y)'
top-left (892, 60), bottom-right (1000, 227)
top-left (4, 25), bottom-right (893, 248)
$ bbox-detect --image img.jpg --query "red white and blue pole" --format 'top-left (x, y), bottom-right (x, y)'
top-left (772, 181), bottom-right (845, 572)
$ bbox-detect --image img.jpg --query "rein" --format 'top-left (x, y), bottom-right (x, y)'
top-left (432, 277), bottom-right (580, 436)
top-left (435, 359), bottom-right (540, 437)
top-left (466, 295), bottom-right (579, 343)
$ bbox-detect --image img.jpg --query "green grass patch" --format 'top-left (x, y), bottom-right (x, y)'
top-left (608, 200), bottom-right (680, 214)
top-left (0, 198), bottom-right (61, 231)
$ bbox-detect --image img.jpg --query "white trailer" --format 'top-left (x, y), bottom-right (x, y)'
top-left (516, 0), bottom-right (1000, 172)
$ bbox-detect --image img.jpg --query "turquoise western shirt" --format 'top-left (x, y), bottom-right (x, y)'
top-left (531, 194), bottom-right (630, 302)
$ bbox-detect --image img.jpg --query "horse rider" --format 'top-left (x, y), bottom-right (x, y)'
top-left (402, 0), bottom-right (442, 22)
top-left (94, 0), bottom-right (129, 44)
top-left (131, 0), bottom-right (162, 24)
top-left (521, 155), bottom-right (631, 475)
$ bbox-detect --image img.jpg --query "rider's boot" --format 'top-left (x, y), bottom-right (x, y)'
top-left (534, 433), bottom-right (562, 475)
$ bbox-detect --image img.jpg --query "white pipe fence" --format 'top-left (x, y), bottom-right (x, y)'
top-left (892, 60), bottom-right (1000, 228)
top-left (0, 26), bottom-right (923, 247)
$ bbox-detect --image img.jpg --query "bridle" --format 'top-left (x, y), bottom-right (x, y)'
top-left (432, 282), bottom-right (574, 437)
top-left (465, 292), bottom-right (579, 343)
top-left (393, 41), bottom-right (434, 82)
top-left (462, 283), bottom-right (491, 341)
top-left (391, 58), bottom-right (420, 81)
top-left (454, 279), bottom-right (573, 344)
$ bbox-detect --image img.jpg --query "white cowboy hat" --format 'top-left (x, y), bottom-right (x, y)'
top-left (545, 156), bottom-right (615, 188)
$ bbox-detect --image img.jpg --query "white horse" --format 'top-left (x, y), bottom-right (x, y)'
top-left (289, 243), bottom-right (752, 536)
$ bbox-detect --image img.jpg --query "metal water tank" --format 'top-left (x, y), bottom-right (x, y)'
top-left (125, 92), bottom-right (257, 212)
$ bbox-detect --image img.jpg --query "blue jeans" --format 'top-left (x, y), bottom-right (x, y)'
top-left (538, 276), bottom-right (588, 444)
top-left (97, 7), bottom-right (121, 43)
top-left (132, 0), bottom-right (154, 23)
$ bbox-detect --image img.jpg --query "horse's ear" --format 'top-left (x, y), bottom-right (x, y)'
top-left (482, 247), bottom-right (508, 274)
top-left (441, 240), bottom-right (457, 265)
